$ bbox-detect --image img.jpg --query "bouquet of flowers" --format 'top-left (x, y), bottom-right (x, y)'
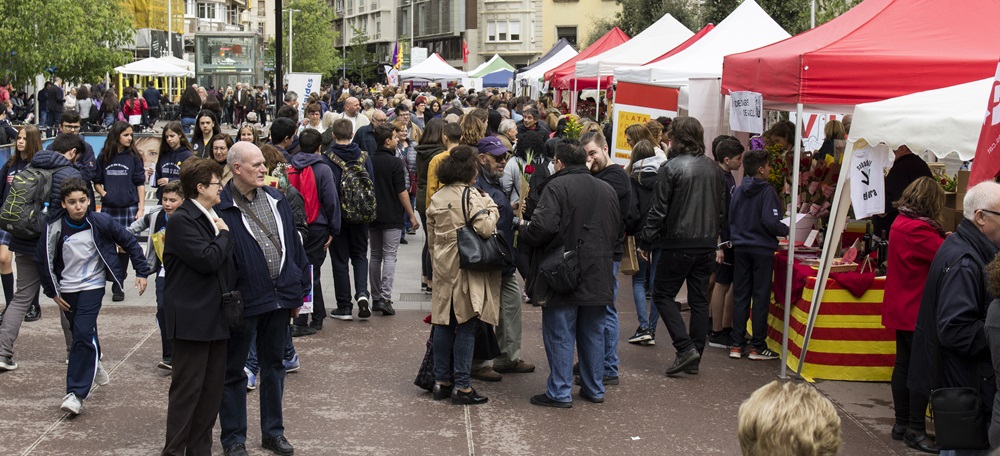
top-left (937, 172), bottom-right (958, 192)
top-left (563, 115), bottom-right (582, 140)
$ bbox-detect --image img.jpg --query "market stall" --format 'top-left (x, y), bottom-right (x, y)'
top-left (544, 27), bottom-right (629, 110)
top-left (399, 54), bottom-right (467, 83)
top-left (515, 39), bottom-right (578, 98)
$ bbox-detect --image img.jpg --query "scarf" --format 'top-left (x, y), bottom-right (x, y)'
top-left (897, 205), bottom-right (946, 237)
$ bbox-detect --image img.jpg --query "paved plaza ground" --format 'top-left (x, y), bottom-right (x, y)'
top-left (0, 227), bottom-right (927, 455)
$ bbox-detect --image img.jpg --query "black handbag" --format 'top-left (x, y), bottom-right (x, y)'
top-left (930, 386), bottom-right (989, 450)
top-left (456, 186), bottom-right (513, 271)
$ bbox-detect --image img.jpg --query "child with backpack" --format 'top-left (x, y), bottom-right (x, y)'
top-left (129, 180), bottom-right (183, 370)
top-left (154, 122), bottom-right (194, 204)
top-left (728, 149), bottom-right (788, 361)
top-left (0, 125), bottom-right (43, 322)
top-left (37, 177), bottom-right (150, 415)
top-left (324, 119), bottom-right (377, 321)
top-left (94, 121), bottom-right (146, 302)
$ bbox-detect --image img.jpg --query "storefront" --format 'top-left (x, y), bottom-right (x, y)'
top-left (194, 32), bottom-right (263, 89)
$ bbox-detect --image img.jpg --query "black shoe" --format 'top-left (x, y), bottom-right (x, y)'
top-left (451, 387), bottom-right (488, 405)
top-left (309, 319), bottom-right (323, 330)
top-left (112, 284), bottom-right (125, 302)
top-left (432, 383), bottom-right (453, 400)
top-left (574, 375), bottom-right (619, 386)
top-left (708, 331), bottom-right (730, 349)
top-left (290, 325), bottom-right (316, 338)
top-left (530, 393), bottom-right (571, 408)
top-left (684, 363), bottom-right (699, 375)
top-left (373, 300), bottom-right (396, 316)
top-left (903, 430), bottom-right (939, 454)
top-left (579, 391), bottom-right (604, 403)
top-left (24, 302), bottom-right (40, 322)
top-left (572, 362), bottom-right (579, 375)
top-left (261, 435), bottom-right (294, 455)
top-left (357, 295), bottom-right (372, 319)
top-left (399, 238), bottom-right (408, 245)
top-left (890, 424), bottom-right (905, 441)
top-left (665, 348), bottom-right (701, 377)
top-left (627, 327), bottom-right (652, 344)
top-left (224, 443), bottom-right (250, 456)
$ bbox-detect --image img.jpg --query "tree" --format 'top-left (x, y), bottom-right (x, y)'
top-left (346, 25), bottom-right (378, 84)
top-left (0, 0), bottom-right (133, 84)
top-left (615, 0), bottom-right (700, 37)
top-left (816, 0), bottom-right (861, 25)
top-left (582, 17), bottom-right (617, 48)
top-left (278, 0), bottom-right (341, 80)
top-left (700, 0), bottom-right (742, 26)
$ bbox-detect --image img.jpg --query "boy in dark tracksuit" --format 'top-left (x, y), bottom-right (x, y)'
top-left (728, 149), bottom-right (788, 361)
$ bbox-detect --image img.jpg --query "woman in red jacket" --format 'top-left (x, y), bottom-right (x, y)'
top-left (883, 176), bottom-right (945, 453)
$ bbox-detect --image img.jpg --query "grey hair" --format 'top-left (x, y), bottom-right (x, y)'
top-left (284, 91), bottom-right (298, 103)
top-left (963, 181), bottom-right (1000, 220)
top-left (227, 142), bottom-right (262, 168)
top-left (499, 118), bottom-right (517, 134)
top-left (361, 98), bottom-right (374, 109)
top-left (497, 107), bottom-right (510, 119)
top-left (444, 113), bottom-right (461, 124)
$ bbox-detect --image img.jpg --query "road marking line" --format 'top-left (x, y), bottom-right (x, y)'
top-left (464, 405), bottom-right (475, 455)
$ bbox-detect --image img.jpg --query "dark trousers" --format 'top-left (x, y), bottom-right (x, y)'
top-left (330, 222), bottom-right (369, 309)
top-left (63, 288), bottom-right (105, 399)
top-left (731, 251), bottom-right (775, 351)
top-left (293, 226), bottom-right (329, 327)
top-left (233, 106), bottom-right (244, 125)
top-left (162, 338), bottom-right (227, 456)
top-left (220, 308), bottom-right (289, 448)
top-left (155, 276), bottom-right (172, 360)
top-left (420, 211), bottom-right (432, 282)
top-left (48, 109), bottom-right (62, 128)
top-left (892, 330), bottom-right (929, 431)
top-left (652, 249), bottom-right (713, 355)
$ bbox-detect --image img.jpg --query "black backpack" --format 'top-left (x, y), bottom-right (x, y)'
top-left (327, 151), bottom-right (377, 224)
top-left (0, 166), bottom-right (62, 238)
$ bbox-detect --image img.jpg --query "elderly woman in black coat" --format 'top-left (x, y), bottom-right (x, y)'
top-left (161, 156), bottom-right (236, 456)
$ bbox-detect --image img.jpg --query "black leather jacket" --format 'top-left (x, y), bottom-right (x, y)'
top-left (638, 153), bottom-right (725, 251)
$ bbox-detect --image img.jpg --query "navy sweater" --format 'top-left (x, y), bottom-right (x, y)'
top-left (95, 150), bottom-right (145, 208)
top-left (155, 145), bottom-right (193, 201)
top-left (729, 176), bottom-right (790, 256)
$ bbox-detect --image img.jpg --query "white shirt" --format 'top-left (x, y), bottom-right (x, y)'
top-left (849, 144), bottom-right (888, 219)
top-left (60, 224), bottom-right (105, 293)
top-left (191, 199), bottom-right (220, 236)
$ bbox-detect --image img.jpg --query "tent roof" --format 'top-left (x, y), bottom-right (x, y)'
top-left (722, 0), bottom-right (1000, 107)
top-left (483, 69), bottom-right (514, 88)
top-left (468, 54), bottom-right (515, 78)
top-left (849, 77), bottom-right (992, 161)
top-left (646, 24), bottom-right (714, 65)
top-left (517, 45), bottom-right (578, 83)
top-left (517, 39), bottom-right (574, 74)
top-left (574, 15), bottom-right (692, 79)
top-left (399, 54), bottom-right (467, 81)
top-left (158, 56), bottom-right (195, 72)
top-left (616, 0), bottom-right (788, 86)
top-left (115, 57), bottom-right (193, 78)
top-left (545, 27), bottom-right (630, 90)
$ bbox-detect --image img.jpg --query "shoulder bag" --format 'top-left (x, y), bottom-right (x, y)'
top-left (457, 186), bottom-right (513, 271)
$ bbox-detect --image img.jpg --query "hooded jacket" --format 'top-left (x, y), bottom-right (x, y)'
top-left (639, 153), bottom-right (724, 252)
top-left (8, 150), bottom-right (83, 255)
top-left (627, 155), bottom-right (666, 235)
top-left (288, 152), bottom-right (341, 236)
top-left (729, 176), bottom-right (789, 256)
top-left (324, 142), bottom-right (376, 225)
top-left (154, 145), bottom-right (193, 201)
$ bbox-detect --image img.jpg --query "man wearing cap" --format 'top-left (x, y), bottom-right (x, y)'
top-left (469, 136), bottom-right (536, 382)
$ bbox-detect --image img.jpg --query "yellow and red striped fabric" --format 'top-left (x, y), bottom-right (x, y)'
top-left (765, 277), bottom-right (895, 382)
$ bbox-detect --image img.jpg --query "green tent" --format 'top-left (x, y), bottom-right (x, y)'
top-left (467, 54), bottom-right (515, 78)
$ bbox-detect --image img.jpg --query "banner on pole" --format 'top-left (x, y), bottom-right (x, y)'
top-left (287, 72), bottom-right (322, 120)
top-left (609, 81), bottom-right (679, 165)
top-left (384, 65), bottom-right (399, 86)
top-left (970, 61), bottom-right (1000, 187)
top-left (729, 91), bottom-right (763, 134)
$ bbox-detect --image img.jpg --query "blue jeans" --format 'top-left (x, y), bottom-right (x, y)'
top-left (220, 309), bottom-right (290, 448)
top-left (432, 314), bottom-right (478, 389)
top-left (63, 288), bottom-right (106, 399)
top-left (604, 261), bottom-right (621, 377)
top-left (244, 324), bottom-right (296, 375)
top-left (181, 117), bottom-right (196, 134)
top-left (542, 305), bottom-right (605, 402)
top-left (632, 249), bottom-right (661, 332)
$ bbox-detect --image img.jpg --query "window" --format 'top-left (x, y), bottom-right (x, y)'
top-left (228, 6), bottom-right (239, 24)
top-left (257, 1), bottom-right (265, 16)
top-left (556, 26), bottom-right (577, 47)
top-left (185, 0), bottom-right (195, 16)
top-left (487, 20), bottom-right (522, 42)
top-left (197, 2), bottom-right (217, 20)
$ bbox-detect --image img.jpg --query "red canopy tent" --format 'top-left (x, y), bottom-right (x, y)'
top-left (645, 24), bottom-right (714, 65)
top-left (722, 0), bottom-right (1000, 110)
top-left (545, 27), bottom-right (630, 91)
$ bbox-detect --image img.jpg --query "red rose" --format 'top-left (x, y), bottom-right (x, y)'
top-left (941, 178), bottom-right (947, 185)
top-left (525, 165), bottom-right (535, 175)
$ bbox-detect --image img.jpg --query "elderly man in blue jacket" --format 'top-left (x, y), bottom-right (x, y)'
top-left (215, 141), bottom-right (310, 456)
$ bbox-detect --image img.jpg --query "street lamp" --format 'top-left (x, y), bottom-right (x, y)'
top-left (284, 9), bottom-right (301, 72)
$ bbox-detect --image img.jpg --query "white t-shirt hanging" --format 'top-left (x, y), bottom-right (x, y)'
top-left (849, 144), bottom-right (889, 219)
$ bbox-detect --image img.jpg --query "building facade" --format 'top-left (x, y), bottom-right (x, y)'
top-left (475, 0), bottom-right (542, 68)
top-left (541, 0), bottom-right (619, 50)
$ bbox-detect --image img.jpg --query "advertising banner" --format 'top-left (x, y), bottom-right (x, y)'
top-left (971, 62), bottom-right (1000, 187)
top-left (287, 73), bottom-right (322, 120)
top-left (609, 81), bottom-right (679, 165)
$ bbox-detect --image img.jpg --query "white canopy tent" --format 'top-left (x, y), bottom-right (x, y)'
top-left (115, 57), bottom-right (193, 78)
top-left (399, 54), bottom-right (467, 82)
top-left (516, 46), bottom-right (578, 98)
top-left (574, 14), bottom-right (692, 79)
top-left (157, 56), bottom-right (195, 72)
top-left (613, 0), bottom-right (789, 85)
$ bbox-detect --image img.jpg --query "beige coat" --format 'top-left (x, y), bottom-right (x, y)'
top-left (427, 184), bottom-right (502, 326)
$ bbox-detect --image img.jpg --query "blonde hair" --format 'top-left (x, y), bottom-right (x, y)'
top-left (580, 121), bottom-right (601, 136)
top-left (824, 120), bottom-right (846, 141)
top-left (460, 114), bottom-right (485, 146)
top-left (738, 381), bottom-right (841, 456)
top-left (644, 120), bottom-right (663, 141)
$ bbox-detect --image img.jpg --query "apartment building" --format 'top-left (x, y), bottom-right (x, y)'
top-left (541, 0), bottom-right (619, 50)
top-left (475, 0), bottom-right (542, 67)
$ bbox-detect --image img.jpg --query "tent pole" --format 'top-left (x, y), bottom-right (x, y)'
top-left (572, 79), bottom-right (578, 115)
top-left (781, 102), bottom-right (804, 379)
top-left (596, 76), bottom-right (601, 122)
top-left (797, 148), bottom-right (856, 376)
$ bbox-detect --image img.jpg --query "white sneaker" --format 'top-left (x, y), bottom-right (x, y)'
top-left (94, 361), bottom-right (109, 386)
top-left (60, 393), bottom-right (82, 415)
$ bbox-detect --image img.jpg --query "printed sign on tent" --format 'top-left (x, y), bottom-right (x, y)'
top-left (729, 91), bottom-right (763, 134)
top-left (970, 61), bottom-right (1000, 187)
top-left (788, 112), bottom-right (848, 152)
top-left (287, 73), bottom-right (322, 120)
top-left (384, 65), bottom-right (399, 86)
top-left (610, 81), bottom-right (679, 165)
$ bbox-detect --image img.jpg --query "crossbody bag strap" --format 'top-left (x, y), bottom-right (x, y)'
top-left (231, 186), bottom-right (283, 257)
top-left (462, 185), bottom-right (492, 228)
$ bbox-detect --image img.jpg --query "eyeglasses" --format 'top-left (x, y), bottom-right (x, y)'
top-left (980, 209), bottom-right (1000, 218)
top-left (62, 124), bottom-right (81, 131)
top-left (204, 181), bottom-right (223, 187)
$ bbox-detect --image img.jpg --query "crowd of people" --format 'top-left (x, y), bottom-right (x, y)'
top-left (2, 74), bottom-right (1000, 456)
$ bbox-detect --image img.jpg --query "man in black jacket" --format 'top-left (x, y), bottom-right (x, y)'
top-left (47, 77), bottom-right (65, 128)
top-left (637, 117), bottom-right (725, 377)
top-left (520, 143), bottom-right (620, 408)
top-left (908, 181), bottom-right (1000, 451)
top-left (582, 131), bottom-right (633, 385)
